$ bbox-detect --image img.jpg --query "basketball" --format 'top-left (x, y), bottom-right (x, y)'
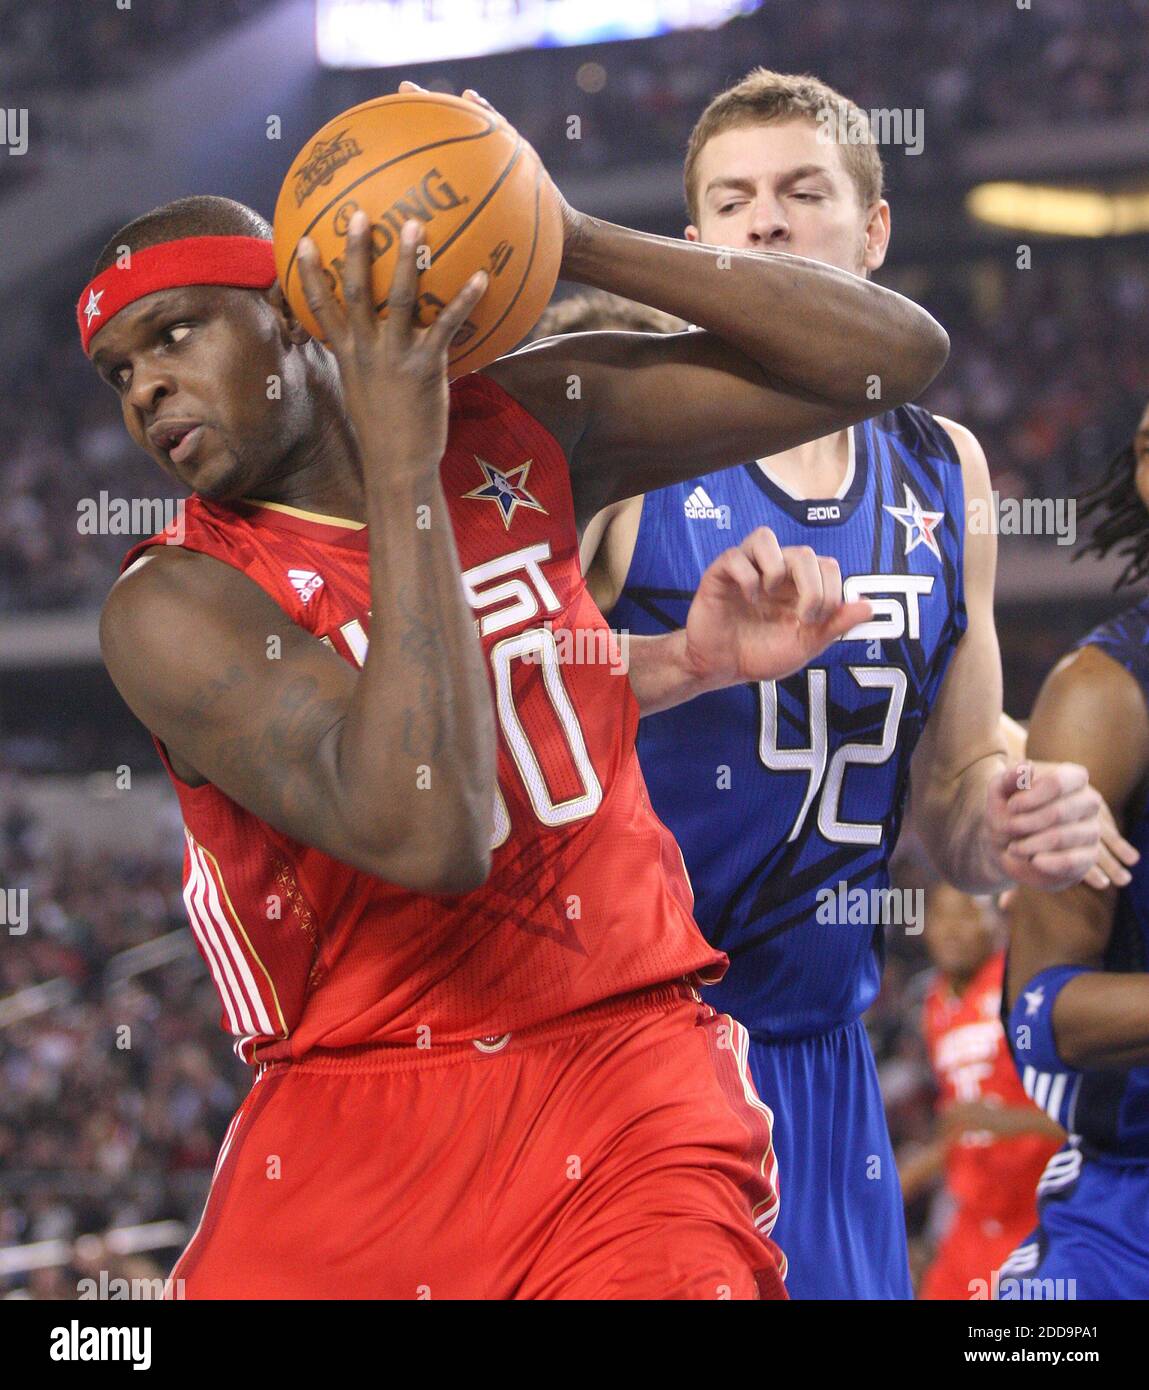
top-left (273, 92), bottom-right (563, 375)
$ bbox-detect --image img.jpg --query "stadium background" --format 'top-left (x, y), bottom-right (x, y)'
top-left (2, 0), bottom-right (1147, 1296)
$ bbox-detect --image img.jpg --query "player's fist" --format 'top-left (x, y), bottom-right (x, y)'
top-left (986, 760), bottom-right (1102, 891)
top-left (296, 211), bottom-right (488, 473)
top-left (681, 527), bottom-right (873, 689)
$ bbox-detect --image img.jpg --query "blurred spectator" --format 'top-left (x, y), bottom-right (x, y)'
top-left (0, 783), bottom-right (245, 1298)
top-left (0, 0), bottom-right (275, 95)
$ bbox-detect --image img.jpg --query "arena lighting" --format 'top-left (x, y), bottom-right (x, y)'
top-left (967, 181), bottom-right (1149, 237)
top-left (316, 0), bottom-right (764, 67)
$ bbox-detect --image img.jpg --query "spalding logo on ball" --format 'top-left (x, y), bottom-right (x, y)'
top-left (273, 92), bottom-right (563, 376)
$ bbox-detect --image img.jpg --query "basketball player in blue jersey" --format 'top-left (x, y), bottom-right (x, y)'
top-left (1000, 400), bottom-right (1149, 1298)
top-left (572, 69), bottom-right (1106, 1299)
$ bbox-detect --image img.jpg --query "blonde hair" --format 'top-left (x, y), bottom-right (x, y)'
top-left (683, 67), bottom-right (884, 225)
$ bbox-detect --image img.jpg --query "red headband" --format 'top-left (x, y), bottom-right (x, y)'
top-left (77, 236), bottom-right (278, 353)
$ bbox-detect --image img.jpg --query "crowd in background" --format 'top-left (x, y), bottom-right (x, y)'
top-left (0, 0), bottom-right (275, 95)
top-left (4, 0), bottom-right (1148, 126)
top-left (3, 0), bottom-right (1145, 1297)
top-left (514, 0), bottom-right (1149, 173)
top-left (0, 778), bottom-right (245, 1297)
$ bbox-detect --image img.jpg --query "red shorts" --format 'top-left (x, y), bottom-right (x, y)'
top-left (173, 984), bottom-right (787, 1300)
top-left (920, 1206), bottom-right (1036, 1301)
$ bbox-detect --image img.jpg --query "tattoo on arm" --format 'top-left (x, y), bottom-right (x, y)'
top-left (186, 664), bottom-right (248, 728)
top-left (212, 675), bottom-right (347, 822)
top-left (396, 578), bottom-right (448, 762)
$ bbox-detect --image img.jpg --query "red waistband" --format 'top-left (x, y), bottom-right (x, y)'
top-left (256, 979), bottom-right (706, 1077)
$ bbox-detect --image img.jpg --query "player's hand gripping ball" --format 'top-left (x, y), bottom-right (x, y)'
top-left (273, 89), bottom-right (563, 376)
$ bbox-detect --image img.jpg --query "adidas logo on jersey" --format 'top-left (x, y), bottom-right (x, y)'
top-left (684, 486), bottom-right (729, 525)
top-left (288, 569), bottom-right (324, 604)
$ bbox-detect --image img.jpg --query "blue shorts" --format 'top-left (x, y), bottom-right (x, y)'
top-left (1000, 1143), bottom-right (1149, 1300)
top-left (746, 1018), bottom-right (912, 1300)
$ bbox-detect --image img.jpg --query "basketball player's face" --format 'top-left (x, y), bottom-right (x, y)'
top-left (923, 884), bottom-right (999, 979)
top-left (686, 119), bottom-right (889, 277)
top-left (90, 285), bottom-right (313, 500)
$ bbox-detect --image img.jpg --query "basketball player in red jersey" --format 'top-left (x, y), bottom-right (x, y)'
top-left (82, 88), bottom-right (949, 1299)
top-left (900, 885), bottom-right (1062, 1299)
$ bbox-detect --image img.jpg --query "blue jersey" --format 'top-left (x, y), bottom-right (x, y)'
top-left (1064, 601), bottom-right (1149, 1158)
top-left (611, 405), bottom-right (967, 1039)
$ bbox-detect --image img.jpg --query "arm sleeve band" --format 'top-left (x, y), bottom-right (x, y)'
top-left (1006, 963), bottom-right (1096, 1129)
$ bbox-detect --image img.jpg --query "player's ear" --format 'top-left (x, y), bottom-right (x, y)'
top-left (862, 200), bottom-right (891, 274)
top-left (684, 224), bottom-right (700, 243)
top-left (267, 281), bottom-right (312, 346)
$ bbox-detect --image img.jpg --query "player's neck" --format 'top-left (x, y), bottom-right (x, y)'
top-left (243, 402), bottom-right (368, 524)
top-left (946, 959), bottom-right (988, 998)
top-left (755, 427), bottom-right (851, 501)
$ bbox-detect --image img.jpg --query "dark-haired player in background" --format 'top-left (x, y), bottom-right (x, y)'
top-left (82, 81), bottom-right (952, 1297)
top-left (898, 884), bottom-right (1061, 1299)
top-left (1002, 399), bottom-right (1149, 1298)
top-left (577, 68), bottom-right (1106, 1300)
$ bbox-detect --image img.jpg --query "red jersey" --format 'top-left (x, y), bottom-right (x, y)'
top-left (122, 374), bottom-right (725, 1062)
top-left (922, 951), bottom-right (1059, 1221)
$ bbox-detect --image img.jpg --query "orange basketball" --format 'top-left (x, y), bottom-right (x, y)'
top-left (273, 92), bottom-right (563, 376)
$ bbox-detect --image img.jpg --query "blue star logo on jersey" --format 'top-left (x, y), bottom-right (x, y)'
top-left (462, 455), bottom-right (547, 530)
top-left (883, 484), bottom-right (944, 560)
top-left (1024, 985), bottom-right (1045, 1018)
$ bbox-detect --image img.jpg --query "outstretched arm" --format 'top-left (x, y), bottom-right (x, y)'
top-left (497, 234), bottom-right (949, 528)
top-left (908, 419), bottom-right (1101, 894)
top-left (1005, 645), bottom-right (1149, 1069)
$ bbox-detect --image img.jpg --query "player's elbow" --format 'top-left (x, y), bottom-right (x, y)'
top-left (394, 841), bottom-right (492, 896)
top-left (891, 309), bottom-right (949, 404)
top-left (423, 847), bottom-right (493, 897)
top-left (354, 842), bottom-right (491, 896)
top-left (423, 785), bottom-right (496, 893)
top-left (373, 815), bottom-right (493, 896)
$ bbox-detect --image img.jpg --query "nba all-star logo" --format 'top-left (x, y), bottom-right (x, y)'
top-left (293, 128), bottom-right (363, 206)
top-left (82, 288), bottom-right (104, 327)
top-left (884, 484), bottom-right (944, 560)
top-left (462, 455), bottom-right (547, 529)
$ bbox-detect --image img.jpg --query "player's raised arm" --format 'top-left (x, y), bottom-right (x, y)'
top-left (563, 238), bottom-right (945, 515)
top-left (1004, 646), bottom-right (1149, 1069)
top-left (101, 217), bottom-right (497, 895)
top-left (498, 243), bottom-right (948, 526)
top-left (906, 419), bottom-right (1102, 894)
